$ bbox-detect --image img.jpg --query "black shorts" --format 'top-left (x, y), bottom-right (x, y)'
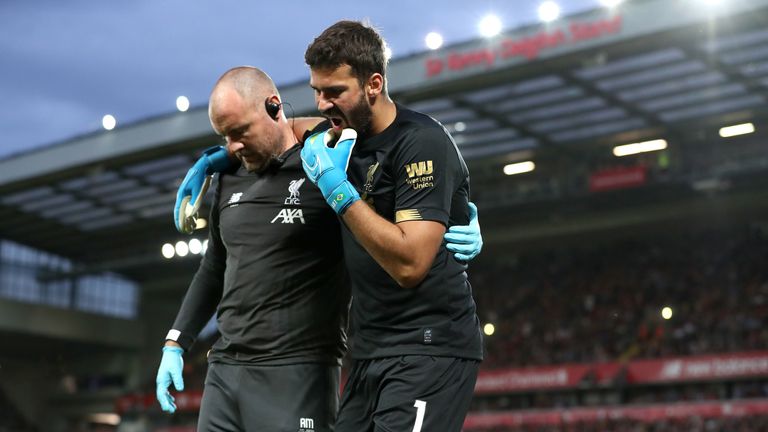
top-left (197, 362), bottom-right (340, 432)
top-left (335, 356), bottom-right (479, 432)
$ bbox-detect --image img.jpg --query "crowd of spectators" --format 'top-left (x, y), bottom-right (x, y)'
top-left (470, 227), bottom-right (768, 369)
top-left (469, 415), bottom-right (768, 432)
top-left (470, 381), bottom-right (768, 412)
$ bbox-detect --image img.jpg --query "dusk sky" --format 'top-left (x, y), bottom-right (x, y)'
top-left (0, 0), bottom-right (599, 159)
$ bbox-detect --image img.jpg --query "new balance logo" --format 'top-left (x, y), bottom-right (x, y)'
top-left (299, 417), bottom-right (314, 432)
top-left (405, 160), bottom-right (433, 178)
top-left (228, 192), bottom-right (243, 204)
top-left (285, 178), bottom-right (305, 205)
top-left (270, 208), bottom-right (305, 224)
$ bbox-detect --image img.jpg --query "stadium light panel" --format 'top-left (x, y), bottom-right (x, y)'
top-left (613, 139), bottom-right (668, 157)
top-left (719, 122), bottom-right (755, 138)
top-left (87, 414), bottom-right (120, 426)
top-left (483, 323), bottom-right (496, 336)
top-left (454, 121), bottom-right (466, 132)
top-left (102, 114), bottom-right (116, 130)
top-left (176, 95), bottom-right (190, 112)
top-left (175, 240), bottom-right (189, 257)
top-left (661, 306), bottom-right (673, 320)
top-left (189, 238), bottom-right (203, 255)
top-left (503, 161), bottom-right (535, 175)
top-left (478, 14), bottom-right (502, 38)
top-left (538, 1), bottom-right (561, 23)
top-left (425, 32), bottom-right (443, 50)
top-left (161, 243), bottom-right (175, 259)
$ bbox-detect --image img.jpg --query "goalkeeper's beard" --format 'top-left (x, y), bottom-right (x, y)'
top-left (325, 92), bottom-right (373, 138)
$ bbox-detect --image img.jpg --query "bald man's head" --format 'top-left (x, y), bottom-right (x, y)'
top-left (208, 66), bottom-right (289, 173)
top-left (210, 66), bottom-right (278, 113)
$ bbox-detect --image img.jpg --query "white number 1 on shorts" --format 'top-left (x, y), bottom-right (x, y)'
top-left (412, 400), bottom-right (427, 432)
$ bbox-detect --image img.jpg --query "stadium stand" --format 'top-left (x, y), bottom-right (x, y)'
top-left (474, 227), bottom-right (768, 368)
top-left (2, 0), bottom-right (768, 430)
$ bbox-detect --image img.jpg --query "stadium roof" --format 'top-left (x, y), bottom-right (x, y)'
top-left (1, 0), bottom-right (767, 285)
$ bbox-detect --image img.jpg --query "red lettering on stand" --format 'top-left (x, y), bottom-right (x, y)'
top-left (501, 30), bottom-right (567, 60)
top-left (425, 58), bottom-right (444, 77)
top-left (571, 15), bottom-right (623, 42)
top-left (447, 49), bottom-right (496, 72)
top-left (424, 14), bottom-right (623, 77)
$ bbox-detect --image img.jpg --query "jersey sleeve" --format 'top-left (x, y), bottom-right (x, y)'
top-left (167, 176), bottom-right (226, 350)
top-left (392, 125), bottom-right (465, 226)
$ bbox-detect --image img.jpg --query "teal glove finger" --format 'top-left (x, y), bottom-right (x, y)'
top-left (326, 128), bottom-right (357, 171)
top-left (444, 202), bottom-right (483, 261)
top-left (444, 231), bottom-right (476, 244)
top-left (300, 131), bottom-right (333, 183)
top-left (445, 231), bottom-right (477, 262)
top-left (155, 346), bottom-right (185, 413)
top-left (174, 146), bottom-right (235, 234)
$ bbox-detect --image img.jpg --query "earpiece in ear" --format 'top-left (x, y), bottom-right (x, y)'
top-left (265, 98), bottom-right (280, 119)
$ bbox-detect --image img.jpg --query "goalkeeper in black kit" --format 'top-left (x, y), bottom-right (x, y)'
top-left (300, 21), bottom-right (484, 432)
top-left (155, 65), bottom-right (484, 431)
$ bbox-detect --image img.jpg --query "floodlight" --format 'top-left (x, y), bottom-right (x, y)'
top-left (102, 115), bottom-right (116, 130)
top-left (503, 161), bottom-right (535, 175)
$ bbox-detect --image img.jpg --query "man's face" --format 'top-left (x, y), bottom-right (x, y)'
top-left (209, 88), bottom-right (283, 173)
top-left (309, 64), bottom-right (373, 136)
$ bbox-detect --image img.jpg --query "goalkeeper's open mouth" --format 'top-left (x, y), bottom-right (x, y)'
top-left (329, 116), bottom-right (344, 132)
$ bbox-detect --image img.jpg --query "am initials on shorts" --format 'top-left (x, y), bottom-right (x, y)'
top-left (299, 417), bottom-right (314, 430)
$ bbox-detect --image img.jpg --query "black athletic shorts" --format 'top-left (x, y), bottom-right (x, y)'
top-left (335, 356), bottom-right (479, 432)
top-left (197, 361), bottom-right (340, 432)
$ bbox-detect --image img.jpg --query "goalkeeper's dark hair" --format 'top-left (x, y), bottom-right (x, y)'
top-left (304, 20), bottom-right (388, 89)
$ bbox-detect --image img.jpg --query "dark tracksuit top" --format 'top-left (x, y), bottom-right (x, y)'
top-left (169, 144), bottom-right (349, 366)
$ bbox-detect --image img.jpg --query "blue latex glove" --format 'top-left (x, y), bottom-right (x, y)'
top-left (155, 345), bottom-right (185, 413)
top-left (300, 129), bottom-right (360, 214)
top-left (174, 145), bottom-right (235, 234)
top-left (444, 202), bottom-right (483, 261)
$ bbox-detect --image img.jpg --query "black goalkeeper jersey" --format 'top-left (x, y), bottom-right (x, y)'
top-left (171, 144), bottom-right (349, 365)
top-left (342, 105), bottom-right (483, 361)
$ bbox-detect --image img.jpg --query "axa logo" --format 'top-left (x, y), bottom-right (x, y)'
top-left (228, 192), bottom-right (243, 204)
top-left (285, 178), bottom-right (305, 205)
top-left (271, 208), bottom-right (305, 224)
top-left (405, 160), bottom-right (433, 178)
top-left (298, 417), bottom-right (314, 432)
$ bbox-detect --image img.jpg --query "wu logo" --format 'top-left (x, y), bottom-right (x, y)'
top-left (228, 192), bottom-right (243, 204)
top-left (299, 417), bottom-right (315, 432)
top-left (285, 178), bottom-right (305, 205)
top-left (271, 208), bottom-right (305, 224)
top-left (405, 160), bottom-right (433, 178)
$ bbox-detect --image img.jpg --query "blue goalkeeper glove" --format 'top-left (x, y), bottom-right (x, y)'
top-left (174, 145), bottom-right (235, 234)
top-left (300, 129), bottom-right (360, 214)
top-left (444, 202), bottom-right (483, 261)
top-left (155, 345), bottom-right (185, 413)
